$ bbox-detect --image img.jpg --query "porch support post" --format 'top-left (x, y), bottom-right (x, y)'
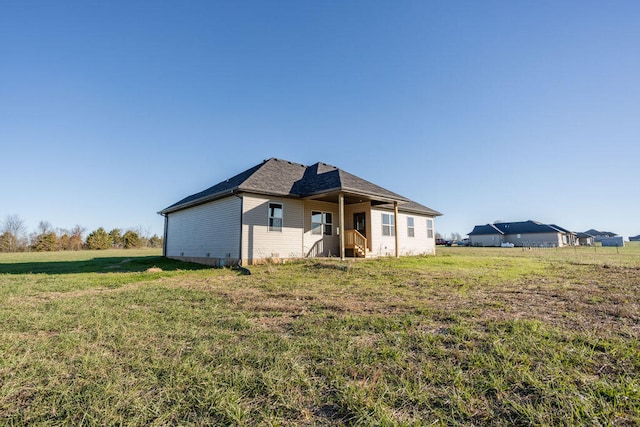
top-left (394, 201), bottom-right (399, 258)
top-left (339, 192), bottom-right (345, 260)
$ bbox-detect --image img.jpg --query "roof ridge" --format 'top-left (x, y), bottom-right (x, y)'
top-left (265, 158), bottom-right (307, 168)
top-left (489, 223), bottom-right (505, 234)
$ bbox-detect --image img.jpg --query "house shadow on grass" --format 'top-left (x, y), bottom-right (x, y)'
top-left (0, 256), bottom-right (213, 275)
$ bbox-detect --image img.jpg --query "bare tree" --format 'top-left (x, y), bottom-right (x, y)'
top-left (69, 225), bottom-right (86, 251)
top-left (37, 220), bottom-right (53, 234)
top-left (1, 214), bottom-right (27, 252)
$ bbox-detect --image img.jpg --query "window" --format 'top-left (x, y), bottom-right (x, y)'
top-left (311, 211), bottom-right (332, 235)
top-left (407, 217), bottom-right (415, 237)
top-left (427, 218), bottom-right (434, 238)
top-left (382, 213), bottom-right (395, 236)
top-left (268, 203), bottom-right (283, 232)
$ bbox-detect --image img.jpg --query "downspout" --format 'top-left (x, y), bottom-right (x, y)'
top-left (394, 201), bottom-right (399, 258)
top-left (339, 192), bottom-right (345, 260)
top-left (233, 192), bottom-right (243, 266)
top-left (162, 214), bottom-right (168, 257)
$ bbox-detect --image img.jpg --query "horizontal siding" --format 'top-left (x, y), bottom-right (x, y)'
top-left (370, 208), bottom-right (436, 256)
top-left (504, 232), bottom-right (563, 247)
top-left (399, 213), bottom-right (436, 255)
top-left (303, 200), bottom-right (339, 257)
top-left (242, 194), bottom-right (304, 262)
top-left (470, 234), bottom-right (503, 247)
top-left (370, 208), bottom-right (395, 256)
top-left (472, 232), bottom-right (564, 247)
top-left (166, 196), bottom-right (241, 258)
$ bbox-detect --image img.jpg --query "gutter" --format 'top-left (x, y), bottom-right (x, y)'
top-left (159, 189), bottom-right (237, 215)
top-left (161, 213), bottom-right (168, 257)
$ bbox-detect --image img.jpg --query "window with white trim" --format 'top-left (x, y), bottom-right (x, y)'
top-left (268, 203), bottom-right (283, 232)
top-left (382, 213), bottom-right (395, 236)
top-left (407, 217), bottom-right (415, 237)
top-left (311, 211), bottom-right (332, 235)
top-left (427, 218), bottom-right (434, 238)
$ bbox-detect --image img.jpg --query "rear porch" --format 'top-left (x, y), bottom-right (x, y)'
top-left (303, 192), bottom-right (403, 260)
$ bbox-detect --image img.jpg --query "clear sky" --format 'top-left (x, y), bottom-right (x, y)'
top-left (2, 1), bottom-right (639, 239)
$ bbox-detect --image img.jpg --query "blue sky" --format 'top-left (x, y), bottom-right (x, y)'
top-left (1, 1), bottom-right (639, 239)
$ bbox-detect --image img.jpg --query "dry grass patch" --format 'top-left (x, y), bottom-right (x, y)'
top-left (1, 248), bottom-right (639, 425)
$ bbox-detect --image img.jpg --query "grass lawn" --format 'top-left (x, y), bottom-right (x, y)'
top-left (0, 247), bottom-right (639, 425)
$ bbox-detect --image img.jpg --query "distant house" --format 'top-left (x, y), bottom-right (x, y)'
top-left (583, 229), bottom-right (618, 243)
top-left (576, 232), bottom-right (595, 246)
top-left (630, 235), bottom-right (640, 242)
top-left (468, 220), bottom-right (576, 247)
top-left (159, 158), bottom-right (442, 266)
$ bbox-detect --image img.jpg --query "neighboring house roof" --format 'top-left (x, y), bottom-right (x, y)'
top-left (468, 220), bottom-right (572, 236)
top-left (160, 158), bottom-right (442, 216)
top-left (576, 232), bottom-right (595, 239)
top-left (468, 223), bottom-right (504, 236)
top-left (583, 229), bottom-right (617, 237)
top-left (629, 235), bottom-right (640, 241)
top-left (549, 224), bottom-right (575, 234)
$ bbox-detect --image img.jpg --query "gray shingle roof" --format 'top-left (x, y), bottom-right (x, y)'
top-left (160, 158), bottom-right (442, 216)
top-left (583, 229), bottom-right (617, 237)
top-left (469, 220), bottom-right (572, 236)
top-left (576, 232), bottom-right (595, 238)
top-left (468, 223), bottom-right (504, 235)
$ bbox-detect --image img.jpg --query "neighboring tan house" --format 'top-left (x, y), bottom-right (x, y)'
top-left (159, 158), bottom-right (442, 266)
top-left (468, 220), bottom-right (576, 247)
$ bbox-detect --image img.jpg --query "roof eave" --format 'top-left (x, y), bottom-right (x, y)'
top-left (159, 187), bottom-right (305, 215)
top-left (342, 186), bottom-right (411, 203)
top-left (377, 205), bottom-right (443, 217)
top-left (159, 188), bottom-right (239, 215)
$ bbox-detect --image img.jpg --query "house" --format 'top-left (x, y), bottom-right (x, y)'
top-left (158, 158), bottom-right (442, 266)
top-left (576, 232), bottom-right (595, 246)
top-left (467, 220), bottom-right (576, 247)
top-left (583, 229), bottom-right (618, 243)
top-left (630, 235), bottom-right (640, 242)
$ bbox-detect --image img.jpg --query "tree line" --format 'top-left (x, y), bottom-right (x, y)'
top-left (0, 214), bottom-right (163, 253)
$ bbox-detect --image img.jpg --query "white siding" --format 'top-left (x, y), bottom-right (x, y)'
top-left (505, 232), bottom-right (564, 247)
top-left (370, 208), bottom-right (436, 256)
top-left (166, 196), bottom-right (241, 258)
top-left (242, 194), bottom-right (304, 263)
top-left (471, 232), bottom-right (566, 247)
top-left (399, 214), bottom-right (436, 255)
top-left (470, 234), bottom-right (503, 247)
top-left (303, 200), bottom-right (340, 257)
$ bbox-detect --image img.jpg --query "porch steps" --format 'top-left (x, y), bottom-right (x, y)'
top-left (353, 244), bottom-right (366, 258)
top-left (345, 229), bottom-right (368, 258)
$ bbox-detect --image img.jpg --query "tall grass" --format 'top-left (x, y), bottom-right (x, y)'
top-left (1, 247), bottom-right (638, 425)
